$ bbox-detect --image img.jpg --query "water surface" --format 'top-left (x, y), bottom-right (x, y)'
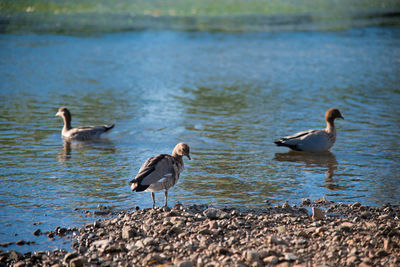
top-left (0, 27), bottom-right (400, 252)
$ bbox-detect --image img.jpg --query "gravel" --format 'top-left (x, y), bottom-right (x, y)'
top-left (0, 199), bottom-right (399, 266)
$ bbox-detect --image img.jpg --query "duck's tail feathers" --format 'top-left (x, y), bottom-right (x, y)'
top-left (274, 139), bottom-right (286, 146)
top-left (130, 180), bottom-right (149, 192)
top-left (104, 124), bottom-right (115, 132)
top-left (274, 139), bottom-right (302, 151)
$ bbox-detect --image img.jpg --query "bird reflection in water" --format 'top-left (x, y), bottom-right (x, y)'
top-left (57, 139), bottom-right (116, 163)
top-left (274, 151), bottom-right (345, 191)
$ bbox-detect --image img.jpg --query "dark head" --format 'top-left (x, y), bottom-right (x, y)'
top-left (56, 107), bottom-right (72, 127)
top-left (56, 107), bottom-right (71, 118)
top-left (173, 142), bottom-right (191, 160)
top-left (325, 108), bottom-right (344, 123)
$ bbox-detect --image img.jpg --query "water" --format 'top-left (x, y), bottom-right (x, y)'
top-left (0, 27), bottom-right (400, 252)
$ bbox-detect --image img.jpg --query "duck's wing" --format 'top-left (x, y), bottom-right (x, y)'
top-left (67, 124), bottom-right (114, 140)
top-left (130, 154), bottom-right (176, 192)
top-left (274, 129), bottom-right (321, 151)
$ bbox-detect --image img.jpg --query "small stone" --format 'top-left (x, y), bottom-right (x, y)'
top-left (346, 255), bottom-right (358, 265)
top-left (376, 250), bottom-right (388, 257)
top-left (278, 226), bottom-right (286, 233)
top-left (339, 222), bottom-right (354, 232)
top-left (161, 206), bottom-right (171, 212)
top-left (63, 252), bottom-right (78, 263)
top-left (298, 230), bottom-right (309, 238)
top-left (56, 227), bottom-right (67, 235)
top-left (122, 226), bottom-right (135, 239)
top-left (268, 236), bottom-right (288, 246)
top-left (145, 254), bottom-right (164, 265)
top-left (351, 202), bottom-right (361, 209)
top-left (176, 260), bottom-right (193, 267)
top-left (301, 198), bottom-right (311, 206)
top-left (312, 207), bottom-right (325, 220)
top-left (282, 201), bottom-right (290, 209)
top-left (284, 253), bottom-right (297, 261)
top-left (383, 238), bottom-right (391, 251)
top-left (204, 208), bottom-right (218, 219)
top-left (14, 261), bottom-right (26, 267)
top-left (93, 220), bottom-right (102, 228)
top-left (135, 240), bottom-right (144, 248)
top-left (16, 240), bottom-right (26, 246)
top-left (69, 257), bottom-right (86, 267)
top-left (316, 226), bottom-right (327, 234)
top-left (198, 228), bottom-right (212, 235)
top-left (264, 255), bottom-right (278, 264)
top-left (348, 247), bottom-right (357, 257)
top-left (94, 210), bottom-right (110, 216)
top-left (314, 196), bottom-right (330, 204)
top-left (216, 246), bottom-right (229, 255)
top-left (143, 237), bottom-right (156, 246)
top-left (296, 239), bottom-right (307, 245)
top-left (104, 244), bottom-right (124, 253)
top-left (33, 229), bottom-right (41, 236)
top-left (360, 212), bottom-right (372, 219)
top-left (171, 225), bottom-right (183, 234)
top-left (245, 250), bottom-right (260, 263)
top-left (92, 239), bottom-right (110, 249)
top-left (209, 221), bottom-right (218, 229)
top-left (365, 222), bottom-right (376, 229)
top-left (203, 207), bottom-right (229, 219)
top-left (378, 214), bottom-right (390, 221)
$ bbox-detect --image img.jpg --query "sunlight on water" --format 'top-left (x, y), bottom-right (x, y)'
top-left (0, 27), bottom-right (399, 252)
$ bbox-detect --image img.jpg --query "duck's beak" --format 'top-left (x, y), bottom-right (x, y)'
top-left (55, 111), bottom-right (61, 117)
top-left (339, 115), bottom-right (344, 120)
top-left (186, 154), bottom-right (191, 160)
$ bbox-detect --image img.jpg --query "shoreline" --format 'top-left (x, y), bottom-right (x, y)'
top-left (1, 199), bottom-right (399, 266)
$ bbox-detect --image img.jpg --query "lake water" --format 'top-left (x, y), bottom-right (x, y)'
top-left (0, 26), bottom-right (400, 252)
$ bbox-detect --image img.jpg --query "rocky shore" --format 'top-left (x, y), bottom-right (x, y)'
top-left (1, 198), bottom-right (399, 267)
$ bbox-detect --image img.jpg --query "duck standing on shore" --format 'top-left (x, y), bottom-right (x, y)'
top-left (130, 143), bottom-right (191, 208)
top-left (55, 107), bottom-right (114, 141)
top-left (274, 108), bottom-right (344, 152)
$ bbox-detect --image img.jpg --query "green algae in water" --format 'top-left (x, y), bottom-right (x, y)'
top-left (1, 0), bottom-right (400, 33)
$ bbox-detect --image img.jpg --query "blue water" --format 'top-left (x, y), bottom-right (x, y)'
top-left (0, 27), bottom-right (400, 252)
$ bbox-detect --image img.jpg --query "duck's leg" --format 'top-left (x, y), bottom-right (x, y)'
top-left (164, 190), bottom-right (168, 207)
top-left (151, 192), bottom-right (155, 209)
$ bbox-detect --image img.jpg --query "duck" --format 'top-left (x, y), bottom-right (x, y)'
top-left (274, 108), bottom-right (344, 152)
top-left (130, 143), bottom-right (191, 208)
top-left (55, 107), bottom-right (114, 141)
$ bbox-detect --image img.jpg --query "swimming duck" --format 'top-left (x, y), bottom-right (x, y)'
top-left (130, 143), bottom-right (191, 208)
top-left (55, 107), bottom-right (114, 141)
top-left (274, 108), bottom-right (344, 152)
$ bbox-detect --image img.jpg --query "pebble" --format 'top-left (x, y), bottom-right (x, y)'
top-left (15, 240), bottom-right (26, 246)
top-left (204, 208), bottom-right (219, 219)
top-left (122, 226), bottom-right (135, 239)
top-left (33, 229), bottom-right (41, 236)
top-left (312, 207), bottom-right (325, 220)
top-left (338, 222), bottom-right (354, 232)
top-left (69, 256), bottom-right (86, 267)
top-left (301, 198), bottom-right (311, 206)
top-left (13, 261), bottom-right (26, 267)
top-left (284, 253), bottom-right (297, 261)
top-left (264, 255), bottom-right (279, 264)
top-left (63, 252), bottom-right (78, 263)
top-left (245, 250), bottom-right (260, 263)
top-left (176, 260), bottom-right (193, 267)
